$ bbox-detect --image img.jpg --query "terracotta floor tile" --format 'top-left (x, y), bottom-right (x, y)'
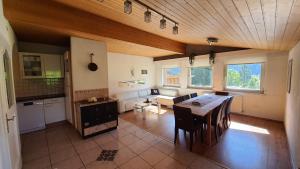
top-left (120, 156), bottom-right (152, 169)
top-left (141, 133), bottom-right (162, 145)
top-left (99, 140), bottom-right (125, 150)
top-left (154, 156), bottom-right (186, 169)
top-left (139, 147), bottom-right (168, 166)
top-left (86, 160), bottom-right (118, 169)
top-left (169, 148), bottom-right (198, 166)
top-left (50, 146), bottom-right (77, 164)
top-left (128, 139), bottom-right (151, 154)
top-left (153, 140), bottom-right (176, 155)
top-left (113, 147), bottom-right (137, 166)
top-left (48, 140), bottom-right (72, 153)
top-left (110, 128), bottom-right (131, 139)
top-left (79, 147), bottom-right (102, 165)
top-left (119, 134), bottom-right (140, 146)
top-left (74, 140), bottom-right (98, 154)
top-left (22, 156), bottom-right (51, 169)
top-left (22, 147), bottom-right (49, 163)
top-left (94, 133), bottom-right (117, 146)
top-left (52, 156), bottom-right (84, 169)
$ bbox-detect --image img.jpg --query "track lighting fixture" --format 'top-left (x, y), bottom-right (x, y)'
top-left (173, 24), bottom-right (178, 35)
top-left (144, 8), bottom-right (151, 23)
top-left (124, 0), bottom-right (132, 14)
top-left (123, 0), bottom-right (178, 34)
top-left (160, 17), bottom-right (166, 29)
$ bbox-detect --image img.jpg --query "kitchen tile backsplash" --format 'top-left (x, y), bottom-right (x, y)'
top-left (15, 78), bottom-right (64, 97)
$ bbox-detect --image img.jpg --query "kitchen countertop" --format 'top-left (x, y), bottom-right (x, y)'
top-left (76, 97), bottom-right (117, 107)
top-left (16, 93), bottom-right (65, 102)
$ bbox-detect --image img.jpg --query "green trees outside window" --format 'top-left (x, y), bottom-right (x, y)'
top-left (189, 67), bottom-right (212, 88)
top-left (226, 63), bottom-right (262, 90)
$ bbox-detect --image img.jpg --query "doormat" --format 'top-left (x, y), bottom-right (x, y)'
top-left (97, 150), bottom-right (118, 161)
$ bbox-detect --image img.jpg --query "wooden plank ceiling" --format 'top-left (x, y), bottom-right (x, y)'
top-left (53, 0), bottom-right (300, 51)
top-left (11, 21), bottom-right (177, 57)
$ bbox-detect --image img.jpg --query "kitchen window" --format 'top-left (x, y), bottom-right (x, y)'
top-left (225, 63), bottom-right (264, 92)
top-left (163, 67), bottom-right (181, 87)
top-left (188, 66), bottom-right (212, 88)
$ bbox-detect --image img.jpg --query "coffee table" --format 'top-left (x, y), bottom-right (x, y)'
top-left (134, 99), bottom-right (161, 119)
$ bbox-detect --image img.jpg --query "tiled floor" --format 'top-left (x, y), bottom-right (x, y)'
top-left (21, 118), bottom-right (226, 169)
top-left (120, 107), bottom-right (292, 169)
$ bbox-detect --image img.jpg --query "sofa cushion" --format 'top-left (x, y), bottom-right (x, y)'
top-left (138, 89), bottom-right (150, 98)
top-left (151, 89), bottom-right (160, 95)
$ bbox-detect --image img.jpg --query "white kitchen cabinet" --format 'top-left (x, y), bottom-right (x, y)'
top-left (19, 53), bottom-right (44, 78)
top-left (17, 100), bottom-right (45, 134)
top-left (44, 97), bottom-right (66, 124)
top-left (19, 52), bottom-right (64, 79)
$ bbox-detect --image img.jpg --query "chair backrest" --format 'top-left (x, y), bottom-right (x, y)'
top-left (215, 91), bottom-right (229, 96)
top-left (224, 97), bottom-right (233, 116)
top-left (211, 100), bottom-right (227, 126)
top-left (173, 105), bottom-right (195, 130)
top-left (173, 96), bottom-right (184, 104)
top-left (183, 95), bottom-right (190, 101)
top-left (190, 93), bottom-right (197, 98)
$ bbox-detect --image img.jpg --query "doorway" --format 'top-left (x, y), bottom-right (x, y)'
top-left (0, 44), bottom-right (22, 169)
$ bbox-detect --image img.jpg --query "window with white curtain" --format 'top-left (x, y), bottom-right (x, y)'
top-left (163, 67), bottom-right (181, 87)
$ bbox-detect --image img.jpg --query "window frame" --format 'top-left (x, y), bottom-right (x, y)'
top-left (224, 62), bottom-right (265, 93)
top-left (187, 66), bottom-right (213, 89)
top-left (162, 67), bottom-right (181, 87)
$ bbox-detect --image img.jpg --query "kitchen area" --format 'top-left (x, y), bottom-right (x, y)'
top-left (14, 39), bottom-right (118, 137)
top-left (13, 41), bottom-right (72, 134)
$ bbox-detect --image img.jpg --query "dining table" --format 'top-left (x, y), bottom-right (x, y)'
top-left (175, 94), bottom-right (232, 146)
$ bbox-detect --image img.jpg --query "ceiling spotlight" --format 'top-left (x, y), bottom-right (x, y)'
top-left (144, 8), bottom-right (151, 23)
top-left (124, 0), bottom-right (132, 14)
top-left (160, 17), bottom-right (166, 29)
top-left (173, 24), bottom-right (178, 35)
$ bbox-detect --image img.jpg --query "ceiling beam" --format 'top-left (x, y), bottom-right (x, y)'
top-left (3, 0), bottom-right (186, 53)
top-left (154, 45), bottom-right (248, 61)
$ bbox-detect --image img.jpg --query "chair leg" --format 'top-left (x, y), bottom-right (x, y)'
top-left (227, 114), bottom-right (231, 127)
top-left (184, 130), bottom-right (186, 137)
top-left (218, 124), bottom-right (222, 136)
top-left (200, 124), bottom-right (204, 143)
top-left (189, 131), bottom-right (193, 151)
top-left (215, 126), bottom-right (219, 142)
top-left (174, 127), bottom-right (178, 144)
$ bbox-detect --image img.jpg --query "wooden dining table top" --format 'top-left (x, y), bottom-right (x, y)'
top-left (175, 94), bottom-right (232, 117)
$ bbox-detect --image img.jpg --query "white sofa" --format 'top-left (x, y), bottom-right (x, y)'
top-left (114, 88), bottom-right (179, 113)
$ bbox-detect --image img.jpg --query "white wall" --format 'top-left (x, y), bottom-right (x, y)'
top-left (285, 41), bottom-right (300, 169)
top-left (107, 52), bottom-right (155, 96)
top-left (71, 37), bottom-right (108, 91)
top-left (155, 49), bottom-right (288, 121)
top-left (0, 0), bottom-right (21, 169)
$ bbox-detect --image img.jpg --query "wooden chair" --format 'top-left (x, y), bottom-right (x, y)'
top-left (215, 91), bottom-right (229, 96)
top-left (173, 105), bottom-right (203, 151)
top-left (190, 93), bottom-right (197, 98)
top-left (182, 95), bottom-right (190, 101)
top-left (223, 97), bottom-right (234, 128)
top-left (173, 96), bottom-right (184, 104)
top-left (204, 100), bottom-right (227, 142)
